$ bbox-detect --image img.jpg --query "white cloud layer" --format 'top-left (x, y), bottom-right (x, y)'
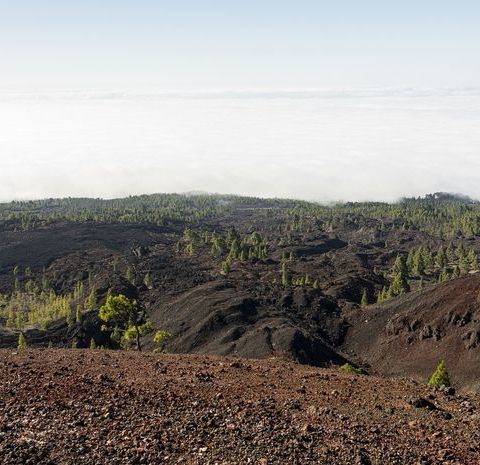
top-left (1, 88), bottom-right (479, 202)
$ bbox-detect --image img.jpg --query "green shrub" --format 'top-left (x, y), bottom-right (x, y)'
top-left (0, 288), bottom-right (77, 330)
top-left (153, 330), bottom-right (172, 353)
top-left (17, 333), bottom-right (27, 349)
top-left (428, 360), bottom-right (451, 387)
top-left (339, 363), bottom-right (366, 375)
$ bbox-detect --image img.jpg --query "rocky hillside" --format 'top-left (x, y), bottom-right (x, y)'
top-left (343, 273), bottom-right (480, 390)
top-left (1, 349), bottom-right (479, 465)
top-left (2, 194), bottom-right (480, 392)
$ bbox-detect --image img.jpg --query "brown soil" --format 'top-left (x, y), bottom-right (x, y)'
top-left (1, 349), bottom-right (479, 464)
top-left (344, 273), bottom-right (480, 391)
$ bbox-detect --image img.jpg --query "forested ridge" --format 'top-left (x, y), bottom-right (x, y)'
top-left (1, 192), bottom-right (480, 238)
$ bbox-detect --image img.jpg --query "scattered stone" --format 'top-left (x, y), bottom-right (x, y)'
top-left (409, 397), bottom-right (438, 410)
top-left (0, 350), bottom-right (477, 464)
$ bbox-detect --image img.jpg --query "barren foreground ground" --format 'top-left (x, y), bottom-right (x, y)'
top-left (0, 350), bottom-right (479, 465)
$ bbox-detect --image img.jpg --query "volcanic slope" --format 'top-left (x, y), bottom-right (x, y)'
top-left (1, 349), bottom-right (479, 465)
top-left (3, 194), bottom-right (480, 390)
top-left (343, 273), bottom-right (480, 390)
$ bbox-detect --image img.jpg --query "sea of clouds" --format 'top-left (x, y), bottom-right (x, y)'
top-left (0, 87), bottom-right (479, 202)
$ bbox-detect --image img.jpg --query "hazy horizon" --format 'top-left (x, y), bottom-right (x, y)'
top-left (1, 86), bottom-right (480, 203)
top-left (2, 2), bottom-right (479, 203)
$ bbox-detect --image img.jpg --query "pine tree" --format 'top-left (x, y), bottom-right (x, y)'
top-left (388, 269), bottom-right (410, 297)
top-left (85, 287), bottom-right (97, 309)
top-left (428, 360), bottom-right (451, 387)
top-left (455, 243), bottom-right (466, 261)
top-left (25, 280), bottom-right (36, 294)
top-left (452, 265), bottom-right (461, 279)
top-left (126, 266), bottom-right (135, 284)
top-left (459, 255), bottom-right (470, 275)
top-left (471, 254), bottom-right (479, 272)
top-left (377, 287), bottom-right (388, 303)
top-left (260, 246), bottom-right (268, 260)
top-left (66, 307), bottom-right (75, 326)
top-left (412, 248), bottom-right (425, 276)
top-left (392, 255), bottom-right (408, 276)
top-left (18, 332), bottom-right (27, 349)
top-left (383, 286), bottom-right (390, 300)
top-left (153, 330), bottom-right (172, 353)
top-left (249, 232), bottom-right (262, 246)
top-left (281, 261), bottom-right (289, 286)
top-left (406, 249), bottom-right (416, 273)
top-left (422, 246), bottom-right (434, 269)
top-left (220, 260), bottom-right (231, 275)
top-left (90, 338), bottom-right (97, 349)
top-left (100, 294), bottom-right (154, 351)
top-left (446, 243), bottom-right (456, 263)
top-left (73, 281), bottom-right (84, 300)
top-left (228, 239), bottom-right (241, 260)
top-left (360, 288), bottom-right (369, 307)
top-left (211, 240), bottom-right (221, 257)
top-left (226, 226), bottom-right (240, 246)
top-left (76, 305), bottom-right (83, 323)
top-left (144, 273), bottom-right (153, 289)
top-left (41, 273), bottom-right (50, 291)
top-left (467, 248), bottom-right (479, 271)
top-left (439, 267), bottom-right (451, 283)
top-left (436, 246), bottom-right (447, 269)
top-left (185, 242), bottom-right (194, 256)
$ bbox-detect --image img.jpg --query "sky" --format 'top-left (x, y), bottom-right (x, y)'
top-left (0, 1), bottom-right (479, 201)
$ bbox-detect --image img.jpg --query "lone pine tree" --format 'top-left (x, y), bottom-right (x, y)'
top-left (360, 288), bottom-right (369, 307)
top-left (99, 294), bottom-right (154, 351)
top-left (428, 360), bottom-right (451, 387)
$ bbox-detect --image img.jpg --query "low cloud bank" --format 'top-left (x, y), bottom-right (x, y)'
top-left (1, 88), bottom-right (480, 202)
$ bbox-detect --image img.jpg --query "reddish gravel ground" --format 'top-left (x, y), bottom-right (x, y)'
top-left (0, 349), bottom-right (479, 465)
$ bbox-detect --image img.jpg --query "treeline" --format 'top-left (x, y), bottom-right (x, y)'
top-left (278, 256), bottom-right (320, 289)
top-left (2, 193), bottom-right (480, 239)
top-left (179, 226), bottom-right (269, 274)
top-left (0, 194), bottom-right (301, 230)
top-left (377, 243), bottom-right (479, 303)
top-left (0, 267), bottom-right (96, 330)
top-left (283, 197), bottom-right (480, 239)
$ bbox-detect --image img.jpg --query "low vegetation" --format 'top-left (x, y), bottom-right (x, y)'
top-left (1, 192), bottom-right (480, 240)
top-left (99, 294), bottom-right (154, 351)
top-left (428, 360), bottom-right (451, 387)
top-left (339, 363), bottom-right (366, 375)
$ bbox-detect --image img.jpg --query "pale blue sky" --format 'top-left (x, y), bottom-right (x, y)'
top-left (1, 1), bottom-right (479, 90)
